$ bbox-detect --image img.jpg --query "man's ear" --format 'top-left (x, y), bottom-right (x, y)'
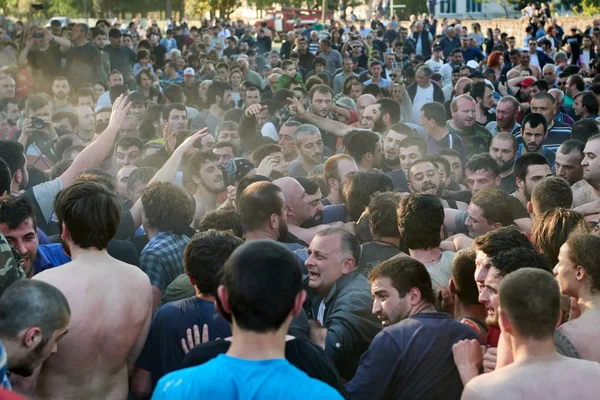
top-left (526, 201), bottom-right (534, 215)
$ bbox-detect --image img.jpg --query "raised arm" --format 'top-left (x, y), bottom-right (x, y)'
top-left (58, 95), bottom-right (131, 188)
top-left (129, 129), bottom-right (209, 228)
top-left (288, 97), bottom-right (352, 137)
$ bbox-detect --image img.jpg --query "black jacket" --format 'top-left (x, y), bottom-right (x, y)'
top-left (407, 81), bottom-right (445, 104)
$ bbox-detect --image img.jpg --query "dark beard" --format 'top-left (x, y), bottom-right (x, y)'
top-left (219, 99), bottom-right (233, 111)
top-left (373, 119), bottom-right (387, 134)
top-left (300, 210), bottom-right (324, 229)
top-left (498, 159), bottom-right (514, 172)
top-left (9, 337), bottom-right (49, 377)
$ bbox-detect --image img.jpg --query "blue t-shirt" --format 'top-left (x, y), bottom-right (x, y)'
top-left (152, 354), bottom-right (344, 399)
top-left (346, 312), bottom-right (481, 400)
top-left (136, 297), bottom-right (231, 386)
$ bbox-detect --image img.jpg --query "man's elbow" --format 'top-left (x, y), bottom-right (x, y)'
top-left (130, 367), bottom-right (153, 399)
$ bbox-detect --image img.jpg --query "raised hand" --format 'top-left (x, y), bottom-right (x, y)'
top-left (287, 96), bottom-right (306, 116)
top-left (256, 155), bottom-right (277, 177)
top-left (108, 94), bottom-right (132, 130)
top-left (180, 324), bottom-right (210, 355)
top-left (177, 128), bottom-right (209, 154)
top-left (245, 103), bottom-right (266, 118)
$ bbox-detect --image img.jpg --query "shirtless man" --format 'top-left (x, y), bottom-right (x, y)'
top-left (185, 151), bottom-right (226, 228)
top-left (462, 268), bottom-right (600, 400)
top-left (572, 134), bottom-right (600, 207)
top-left (554, 234), bottom-right (600, 363)
top-left (32, 181), bottom-right (153, 399)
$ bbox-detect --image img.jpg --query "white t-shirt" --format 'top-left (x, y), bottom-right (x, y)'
top-left (425, 58), bottom-right (444, 73)
top-left (411, 84), bottom-right (435, 124)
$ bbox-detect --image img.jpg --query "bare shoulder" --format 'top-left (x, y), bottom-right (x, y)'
top-left (113, 259), bottom-right (152, 285)
top-left (32, 260), bottom-right (76, 283)
top-left (462, 373), bottom-right (495, 400)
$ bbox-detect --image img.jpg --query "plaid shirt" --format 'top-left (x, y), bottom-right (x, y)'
top-left (140, 231), bottom-right (190, 292)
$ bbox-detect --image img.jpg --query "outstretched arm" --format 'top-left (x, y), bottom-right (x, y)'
top-left (287, 97), bottom-right (352, 137)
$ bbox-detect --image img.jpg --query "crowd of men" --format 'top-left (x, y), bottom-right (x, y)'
top-left (0, 9), bottom-right (599, 400)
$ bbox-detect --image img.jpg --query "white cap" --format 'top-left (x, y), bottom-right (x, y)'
top-left (184, 67), bottom-right (195, 76)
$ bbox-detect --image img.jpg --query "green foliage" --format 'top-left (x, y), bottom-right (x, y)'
top-left (573, 0), bottom-right (600, 17)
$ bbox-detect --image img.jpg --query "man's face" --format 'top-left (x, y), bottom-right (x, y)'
top-left (543, 67), bottom-right (556, 85)
top-left (495, 101), bottom-right (516, 129)
top-left (255, 108), bottom-right (270, 128)
top-left (118, 117), bottom-right (139, 138)
top-left (306, 234), bottom-right (347, 297)
top-left (129, 103), bottom-right (147, 121)
top-left (452, 52), bottom-right (464, 65)
top-left (409, 162), bottom-right (441, 196)
top-left (244, 89), bottom-right (260, 107)
top-left (481, 87), bottom-right (494, 110)
top-left (5, 102), bottom-right (18, 125)
top-left (583, 37), bottom-right (592, 49)
top-left (558, 76), bottom-right (568, 91)
top-left (10, 321), bottom-right (69, 377)
top-left (116, 145), bottom-right (141, 169)
top-left (167, 109), bottom-right (188, 134)
top-left (573, 96), bottom-right (586, 117)
top-left (530, 98), bottom-right (554, 125)
top-left (297, 133), bottom-right (324, 165)
top-left (76, 106), bottom-right (95, 132)
top-left (196, 161), bottom-right (225, 193)
top-left (217, 129), bottom-right (241, 149)
top-left (478, 266), bottom-right (502, 327)
top-left (297, 40), bottom-right (308, 52)
top-left (466, 169), bottom-right (499, 195)
top-left (350, 84), bottom-right (363, 101)
top-left (311, 91), bottom-right (332, 118)
top-left (109, 34), bottom-right (122, 47)
top-left (77, 95), bottom-right (94, 110)
top-left (383, 130), bottom-right (407, 166)
top-left (53, 117), bottom-right (73, 134)
top-left (371, 276), bottom-right (409, 327)
top-left (522, 164), bottom-right (552, 200)
top-left (509, 52), bottom-right (520, 66)
top-left (93, 33), bottom-right (106, 49)
top-left (370, 64), bottom-right (382, 79)
top-left (553, 243), bottom-right (579, 297)
top-left (115, 166), bottom-right (137, 199)
top-left (520, 52), bottom-right (530, 66)
top-left (521, 123), bottom-right (547, 153)
top-left (213, 146), bottom-right (235, 164)
top-left (399, 145), bottom-right (423, 174)
top-left (465, 203), bottom-right (495, 238)
top-left (452, 99), bottom-right (476, 130)
top-left (461, 36), bottom-right (470, 48)
top-left (443, 155), bottom-right (463, 183)
top-left (337, 158), bottom-right (359, 187)
top-left (415, 70), bottom-right (430, 89)
top-left (1, 218), bottom-right (38, 277)
top-left (360, 104), bottom-right (380, 130)
top-left (52, 80), bottom-right (69, 99)
top-left (95, 111), bottom-right (111, 132)
top-left (490, 138), bottom-right (516, 172)
top-left (108, 73), bottom-right (124, 87)
top-left (278, 125), bottom-right (298, 160)
top-left (556, 149), bottom-right (584, 185)
top-left (304, 189), bottom-right (325, 224)
top-left (267, 151), bottom-right (289, 175)
top-left (581, 139), bottom-right (600, 185)
top-left (344, 57), bottom-right (354, 71)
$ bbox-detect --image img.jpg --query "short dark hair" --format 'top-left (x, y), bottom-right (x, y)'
top-left (568, 74), bottom-right (586, 91)
top-left (514, 153), bottom-right (550, 182)
top-left (186, 151), bottom-right (220, 183)
top-left (423, 153), bottom-right (451, 178)
top-left (369, 192), bottom-right (402, 239)
top-left (343, 170), bottom-right (394, 222)
top-left (471, 188), bottom-right (514, 227)
top-left (376, 98), bottom-right (401, 124)
top-left (0, 280), bottom-right (70, 343)
top-left (251, 144), bottom-right (282, 166)
top-left (469, 81), bottom-right (488, 103)
top-left (115, 136), bottom-right (143, 152)
top-left (531, 177), bottom-right (573, 215)
top-left (164, 85), bottom-right (184, 103)
top-left (345, 130), bottom-right (380, 164)
top-left (492, 247), bottom-right (550, 277)
top-left (531, 80), bottom-right (549, 92)
top-left (452, 248), bottom-right (479, 305)
top-left (558, 139), bottom-right (585, 157)
top-left (141, 182), bottom-right (195, 234)
top-left (0, 140), bottom-right (25, 179)
top-left (161, 103), bottom-right (187, 121)
top-left (575, 91), bottom-right (599, 115)
top-left (421, 102), bottom-right (447, 127)
top-left (0, 196), bottom-right (36, 231)
top-left (473, 226), bottom-right (535, 259)
top-left (399, 136), bottom-right (428, 155)
top-left (369, 257), bottom-right (435, 305)
top-left (0, 158), bottom-right (10, 196)
top-left (565, 234), bottom-right (600, 293)
top-left (571, 119), bottom-right (600, 143)
top-left (127, 167), bottom-right (156, 194)
top-left (397, 193), bottom-right (444, 250)
top-left (214, 140), bottom-right (240, 157)
top-left (521, 112), bottom-right (548, 134)
top-left (184, 230), bottom-right (243, 296)
top-left (465, 153), bottom-right (500, 178)
top-left (221, 240), bottom-right (303, 331)
top-left (55, 181), bottom-right (120, 250)
top-left (197, 209), bottom-right (244, 239)
top-left (500, 268), bottom-right (561, 339)
top-left (238, 181), bottom-right (284, 231)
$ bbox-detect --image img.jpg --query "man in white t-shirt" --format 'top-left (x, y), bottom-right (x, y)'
top-left (411, 66), bottom-right (436, 124)
top-left (425, 46), bottom-right (444, 73)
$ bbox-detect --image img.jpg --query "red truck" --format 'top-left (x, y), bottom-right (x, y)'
top-left (255, 8), bottom-right (335, 36)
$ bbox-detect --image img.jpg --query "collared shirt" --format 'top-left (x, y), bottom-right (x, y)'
top-left (33, 243), bottom-right (71, 275)
top-left (140, 231), bottom-right (190, 291)
top-left (364, 78), bottom-right (392, 88)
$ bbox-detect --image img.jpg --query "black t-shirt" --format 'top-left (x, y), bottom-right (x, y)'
top-left (182, 338), bottom-right (349, 399)
top-left (357, 241), bottom-right (403, 276)
top-left (28, 43), bottom-right (63, 81)
top-left (173, 34), bottom-right (185, 50)
top-left (152, 44), bottom-right (168, 69)
top-left (500, 173), bottom-right (517, 194)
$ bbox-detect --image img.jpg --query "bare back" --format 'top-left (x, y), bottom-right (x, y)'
top-left (33, 252), bottom-right (153, 400)
top-left (558, 309), bottom-right (600, 363)
top-left (462, 355), bottom-right (600, 400)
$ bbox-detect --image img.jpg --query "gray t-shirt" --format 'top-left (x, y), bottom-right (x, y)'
top-left (191, 110), bottom-right (223, 136)
top-left (427, 251), bottom-right (455, 291)
top-left (357, 241), bottom-right (404, 277)
top-left (288, 160), bottom-right (309, 178)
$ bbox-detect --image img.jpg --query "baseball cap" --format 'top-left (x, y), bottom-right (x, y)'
top-left (519, 77), bottom-right (536, 87)
top-left (184, 67), bottom-right (195, 76)
top-left (469, 71), bottom-right (484, 80)
top-left (335, 97), bottom-right (357, 111)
